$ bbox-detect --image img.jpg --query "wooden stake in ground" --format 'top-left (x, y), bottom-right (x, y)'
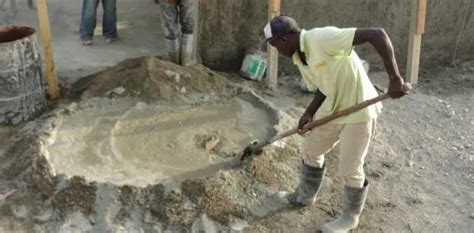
top-left (406, 0), bottom-right (427, 85)
top-left (37, 0), bottom-right (59, 99)
top-left (266, 0), bottom-right (281, 90)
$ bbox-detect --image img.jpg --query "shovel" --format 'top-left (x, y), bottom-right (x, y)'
top-left (239, 83), bottom-right (412, 163)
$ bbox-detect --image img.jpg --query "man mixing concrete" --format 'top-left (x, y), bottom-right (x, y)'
top-left (155, 0), bottom-right (199, 66)
top-left (263, 16), bottom-right (408, 232)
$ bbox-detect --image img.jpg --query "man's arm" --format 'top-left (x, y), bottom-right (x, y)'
top-left (298, 89), bottom-right (326, 134)
top-left (353, 28), bottom-right (407, 98)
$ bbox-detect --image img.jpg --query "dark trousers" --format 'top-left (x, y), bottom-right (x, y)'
top-left (80, 0), bottom-right (117, 40)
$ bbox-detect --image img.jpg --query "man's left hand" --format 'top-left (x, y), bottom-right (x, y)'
top-left (387, 76), bottom-right (408, 98)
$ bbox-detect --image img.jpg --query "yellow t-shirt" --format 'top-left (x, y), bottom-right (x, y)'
top-left (293, 27), bottom-right (382, 124)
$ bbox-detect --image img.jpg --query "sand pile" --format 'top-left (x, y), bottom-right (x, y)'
top-left (69, 56), bottom-right (237, 103)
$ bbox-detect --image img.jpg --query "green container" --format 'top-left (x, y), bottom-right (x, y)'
top-left (240, 52), bottom-right (267, 81)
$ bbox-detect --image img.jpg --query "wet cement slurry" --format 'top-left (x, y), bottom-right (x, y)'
top-left (46, 96), bottom-right (274, 187)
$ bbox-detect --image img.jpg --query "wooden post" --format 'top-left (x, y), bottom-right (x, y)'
top-left (37, 0), bottom-right (59, 99)
top-left (266, 0), bottom-right (281, 90)
top-left (406, 0), bottom-right (426, 85)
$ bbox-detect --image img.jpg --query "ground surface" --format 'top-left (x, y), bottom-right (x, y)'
top-left (0, 57), bottom-right (472, 232)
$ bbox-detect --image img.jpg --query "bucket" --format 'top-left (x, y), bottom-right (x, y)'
top-left (0, 26), bottom-right (46, 125)
top-left (240, 51), bottom-right (267, 81)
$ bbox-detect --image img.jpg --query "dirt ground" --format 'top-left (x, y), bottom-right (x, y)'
top-left (0, 57), bottom-right (472, 232)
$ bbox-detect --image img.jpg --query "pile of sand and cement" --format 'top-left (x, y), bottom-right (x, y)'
top-left (0, 57), bottom-right (308, 232)
top-left (69, 56), bottom-right (234, 103)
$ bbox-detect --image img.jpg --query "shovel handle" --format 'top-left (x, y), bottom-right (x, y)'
top-left (253, 93), bottom-right (391, 149)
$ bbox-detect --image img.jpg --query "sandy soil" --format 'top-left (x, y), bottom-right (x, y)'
top-left (0, 57), bottom-right (472, 232)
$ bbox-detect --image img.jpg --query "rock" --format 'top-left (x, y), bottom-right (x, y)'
top-left (144, 211), bottom-right (154, 223)
top-left (205, 136), bottom-right (221, 152)
top-left (407, 160), bottom-right (414, 167)
top-left (34, 209), bottom-right (53, 223)
top-left (470, 213), bottom-right (474, 219)
top-left (11, 115), bottom-right (22, 125)
top-left (180, 87), bottom-right (187, 94)
top-left (113, 87), bottom-right (126, 95)
top-left (438, 99), bottom-right (444, 103)
top-left (445, 110), bottom-right (455, 118)
top-left (164, 69), bottom-right (181, 82)
top-left (65, 102), bottom-right (79, 115)
top-left (13, 205), bottom-right (28, 219)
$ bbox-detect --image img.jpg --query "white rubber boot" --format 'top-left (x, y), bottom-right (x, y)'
top-left (321, 180), bottom-right (369, 233)
top-left (180, 33), bottom-right (197, 66)
top-left (276, 162), bottom-right (325, 206)
top-left (165, 38), bottom-right (180, 64)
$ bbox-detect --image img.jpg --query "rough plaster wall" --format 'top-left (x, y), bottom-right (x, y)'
top-left (199, 0), bottom-right (474, 74)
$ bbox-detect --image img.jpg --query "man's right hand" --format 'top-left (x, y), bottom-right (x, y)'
top-left (297, 112), bottom-right (313, 135)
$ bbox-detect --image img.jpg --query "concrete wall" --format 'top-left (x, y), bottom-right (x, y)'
top-left (198, 0), bottom-right (474, 74)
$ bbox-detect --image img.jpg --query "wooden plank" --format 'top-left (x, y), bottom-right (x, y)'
top-left (406, 0), bottom-right (426, 85)
top-left (272, 0), bottom-right (281, 12)
top-left (417, 0), bottom-right (427, 34)
top-left (37, 0), bottom-right (59, 100)
top-left (266, 0), bottom-right (281, 90)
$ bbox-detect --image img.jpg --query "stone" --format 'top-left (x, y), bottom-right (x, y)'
top-left (11, 115), bottom-right (22, 125)
top-left (113, 87), bottom-right (126, 95)
top-left (65, 103), bottom-right (79, 114)
top-left (445, 110), bottom-right (455, 118)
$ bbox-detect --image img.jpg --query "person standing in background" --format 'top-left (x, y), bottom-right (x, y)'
top-left (80, 0), bottom-right (118, 45)
top-left (155, 0), bottom-right (200, 66)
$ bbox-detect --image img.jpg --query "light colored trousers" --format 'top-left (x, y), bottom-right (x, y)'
top-left (303, 119), bottom-right (377, 188)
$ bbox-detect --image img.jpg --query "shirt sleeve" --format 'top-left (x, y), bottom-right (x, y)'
top-left (315, 27), bottom-right (357, 57)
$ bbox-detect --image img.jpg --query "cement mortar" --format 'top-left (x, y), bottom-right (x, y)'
top-left (46, 95), bottom-right (275, 187)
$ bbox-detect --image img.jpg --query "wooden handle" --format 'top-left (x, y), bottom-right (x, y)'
top-left (254, 93), bottom-right (391, 149)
